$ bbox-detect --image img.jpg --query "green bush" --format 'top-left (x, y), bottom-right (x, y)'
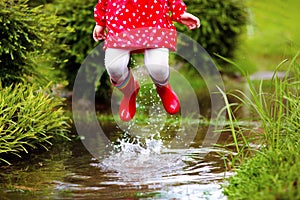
top-left (176, 0), bottom-right (247, 64)
top-left (45, 0), bottom-right (98, 89)
top-left (44, 0), bottom-right (112, 102)
top-left (0, 0), bottom-right (68, 86)
top-left (28, 0), bottom-right (53, 7)
top-left (0, 83), bottom-right (70, 165)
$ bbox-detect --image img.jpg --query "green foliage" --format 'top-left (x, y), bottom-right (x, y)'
top-left (0, 83), bottom-right (70, 165)
top-left (46, 0), bottom-right (98, 89)
top-left (220, 54), bottom-right (300, 199)
top-left (0, 0), bottom-right (66, 86)
top-left (28, 0), bottom-right (53, 7)
top-left (224, 148), bottom-right (300, 200)
top-left (176, 0), bottom-right (247, 63)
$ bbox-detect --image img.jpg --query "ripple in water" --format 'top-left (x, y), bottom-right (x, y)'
top-left (92, 136), bottom-right (232, 184)
top-left (90, 136), bottom-right (231, 199)
top-left (95, 138), bottom-right (186, 185)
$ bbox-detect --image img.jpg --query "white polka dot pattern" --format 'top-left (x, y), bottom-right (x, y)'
top-left (94, 0), bottom-right (186, 51)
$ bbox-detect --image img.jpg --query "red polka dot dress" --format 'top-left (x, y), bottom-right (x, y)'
top-left (94, 0), bottom-right (186, 51)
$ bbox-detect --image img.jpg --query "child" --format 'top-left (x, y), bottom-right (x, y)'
top-left (93, 0), bottom-right (200, 122)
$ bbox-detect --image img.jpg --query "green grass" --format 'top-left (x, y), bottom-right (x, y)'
top-left (233, 0), bottom-right (300, 73)
top-left (0, 83), bottom-right (70, 165)
top-left (221, 53), bottom-right (300, 199)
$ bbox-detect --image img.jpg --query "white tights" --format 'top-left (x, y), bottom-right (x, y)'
top-left (104, 48), bottom-right (170, 86)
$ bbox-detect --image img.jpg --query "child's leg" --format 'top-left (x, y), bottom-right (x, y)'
top-left (144, 48), bottom-right (170, 85)
top-left (105, 48), bottom-right (140, 121)
top-left (105, 48), bottom-right (130, 84)
top-left (144, 48), bottom-right (180, 115)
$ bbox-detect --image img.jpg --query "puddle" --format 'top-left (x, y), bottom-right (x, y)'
top-left (0, 124), bottom-right (235, 200)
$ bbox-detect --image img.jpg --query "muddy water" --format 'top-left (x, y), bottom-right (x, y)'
top-left (0, 121), bottom-right (235, 200)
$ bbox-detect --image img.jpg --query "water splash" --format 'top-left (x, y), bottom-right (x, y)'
top-left (87, 125), bottom-right (233, 200)
top-left (96, 137), bottom-right (186, 184)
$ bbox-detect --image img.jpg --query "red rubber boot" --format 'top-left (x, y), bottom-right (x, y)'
top-left (155, 83), bottom-right (180, 115)
top-left (114, 72), bottom-right (140, 121)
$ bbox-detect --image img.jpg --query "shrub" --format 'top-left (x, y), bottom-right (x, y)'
top-left (176, 0), bottom-right (247, 64)
top-left (45, 0), bottom-right (98, 89)
top-left (0, 0), bottom-right (68, 86)
top-left (44, 0), bottom-right (112, 103)
top-left (28, 0), bottom-right (54, 7)
top-left (0, 83), bottom-right (70, 165)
